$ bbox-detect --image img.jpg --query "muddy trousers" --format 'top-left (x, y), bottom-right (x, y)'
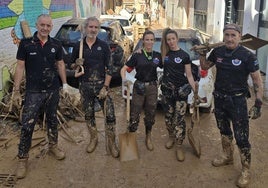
top-left (163, 98), bottom-right (187, 161)
top-left (18, 91), bottom-right (60, 158)
top-left (128, 83), bottom-right (157, 133)
top-left (128, 83), bottom-right (157, 151)
top-left (162, 95), bottom-right (187, 144)
top-left (214, 95), bottom-right (251, 187)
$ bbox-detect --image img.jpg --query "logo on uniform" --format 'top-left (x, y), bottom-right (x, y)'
top-left (232, 59), bottom-right (242, 66)
top-left (216, 58), bottom-right (223, 63)
top-left (51, 48), bottom-right (55, 53)
top-left (164, 56), bottom-right (169, 63)
top-left (97, 46), bottom-right (102, 51)
top-left (153, 57), bottom-right (160, 64)
top-left (174, 57), bottom-right (182, 64)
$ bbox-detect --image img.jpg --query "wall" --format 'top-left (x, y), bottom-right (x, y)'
top-left (0, 0), bottom-right (104, 67)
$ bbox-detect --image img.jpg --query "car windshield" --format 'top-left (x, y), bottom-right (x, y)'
top-left (136, 38), bottom-right (200, 61)
top-left (118, 19), bottom-right (130, 27)
top-left (55, 25), bottom-right (109, 43)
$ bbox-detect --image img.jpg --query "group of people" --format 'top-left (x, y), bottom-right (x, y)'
top-left (11, 14), bottom-right (263, 188)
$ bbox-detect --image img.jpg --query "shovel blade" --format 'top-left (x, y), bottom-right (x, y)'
top-left (119, 132), bottom-right (139, 162)
top-left (187, 127), bottom-right (201, 158)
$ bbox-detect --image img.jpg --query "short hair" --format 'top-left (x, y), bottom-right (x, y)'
top-left (36, 14), bottom-right (51, 23)
top-left (83, 16), bottom-right (100, 30)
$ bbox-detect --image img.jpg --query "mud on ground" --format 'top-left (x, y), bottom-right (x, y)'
top-left (0, 86), bottom-right (268, 188)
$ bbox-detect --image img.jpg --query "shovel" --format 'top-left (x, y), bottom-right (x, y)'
top-left (119, 82), bottom-right (139, 162)
top-left (187, 83), bottom-right (201, 158)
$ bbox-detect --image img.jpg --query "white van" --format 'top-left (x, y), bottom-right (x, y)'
top-left (100, 15), bottom-right (134, 41)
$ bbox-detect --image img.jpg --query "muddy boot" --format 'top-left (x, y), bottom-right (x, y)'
top-left (145, 131), bottom-right (154, 151)
top-left (87, 126), bottom-right (98, 153)
top-left (16, 157), bottom-right (28, 179)
top-left (236, 149), bottom-right (251, 188)
top-left (176, 140), bottom-right (185, 162)
top-left (165, 125), bottom-right (175, 149)
top-left (49, 144), bottom-right (65, 160)
top-left (105, 125), bottom-right (119, 158)
top-left (165, 135), bottom-right (175, 149)
top-left (212, 135), bottom-right (234, 167)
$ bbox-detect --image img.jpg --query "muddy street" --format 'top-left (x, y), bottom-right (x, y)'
top-left (0, 86), bottom-right (268, 188)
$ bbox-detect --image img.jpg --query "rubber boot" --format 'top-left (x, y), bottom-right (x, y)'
top-left (236, 149), bottom-right (251, 188)
top-left (212, 135), bottom-right (234, 167)
top-left (16, 157), bottom-right (28, 179)
top-left (145, 131), bottom-right (154, 151)
top-left (105, 125), bottom-right (119, 158)
top-left (176, 140), bottom-right (185, 162)
top-left (87, 126), bottom-right (98, 153)
top-left (165, 125), bottom-right (175, 149)
top-left (165, 135), bottom-right (175, 149)
top-left (49, 144), bottom-right (65, 160)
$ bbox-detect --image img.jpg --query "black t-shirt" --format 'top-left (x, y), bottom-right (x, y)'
top-left (162, 49), bottom-right (191, 88)
top-left (208, 45), bottom-right (259, 95)
top-left (71, 37), bottom-right (112, 83)
top-left (16, 32), bottom-right (63, 92)
top-left (126, 50), bottom-right (162, 82)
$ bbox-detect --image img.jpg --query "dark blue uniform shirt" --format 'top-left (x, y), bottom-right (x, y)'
top-left (162, 49), bottom-right (191, 88)
top-left (16, 32), bottom-right (63, 92)
top-left (208, 45), bottom-right (259, 95)
top-left (126, 50), bottom-right (162, 82)
top-left (71, 37), bottom-right (112, 83)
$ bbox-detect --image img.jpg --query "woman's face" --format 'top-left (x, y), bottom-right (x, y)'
top-left (143, 34), bottom-right (155, 51)
top-left (166, 33), bottom-right (179, 50)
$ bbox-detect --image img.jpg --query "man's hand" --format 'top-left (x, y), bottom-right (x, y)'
top-left (98, 86), bottom-right (108, 99)
top-left (74, 66), bottom-right (84, 78)
top-left (122, 79), bottom-right (133, 87)
top-left (249, 99), bottom-right (262, 119)
top-left (75, 58), bottom-right (84, 67)
top-left (11, 91), bottom-right (22, 109)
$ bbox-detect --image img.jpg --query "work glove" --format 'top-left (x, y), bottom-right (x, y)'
top-left (248, 99), bottom-right (262, 119)
top-left (11, 91), bottom-right (22, 109)
top-left (75, 58), bottom-right (84, 67)
top-left (122, 79), bottom-right (133, 87)
top-left (178, 84), bottom-right (192, 98)
top-left (62, 83), bottom-right (78, 96)
top-left (98, 86), bottom-right (109, 99)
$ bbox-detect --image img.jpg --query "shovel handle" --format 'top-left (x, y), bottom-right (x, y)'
top-left (126, 83), bottom-right (130, 122)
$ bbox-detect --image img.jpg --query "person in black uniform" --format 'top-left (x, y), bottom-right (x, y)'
top-left (196, 23), bottom-right (263, 188)
top-left (12, 14), bottom-right (68, 179)
top-left (70, 17), bottom-right (119, 158)
top-left (121, 30), bottom-right (162, 151)
top-left (160, 28), bottom-right (197, 162)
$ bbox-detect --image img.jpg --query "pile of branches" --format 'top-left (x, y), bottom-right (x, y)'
top-left (0, 64), bottom-right (84, 127)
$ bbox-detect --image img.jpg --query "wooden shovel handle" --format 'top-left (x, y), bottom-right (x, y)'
top-left (79, 34), bottom-right (83, 59)
top-left (126, 83), bottom-right (130, 122)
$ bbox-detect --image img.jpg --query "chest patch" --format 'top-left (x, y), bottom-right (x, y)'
top-left (153, 57), bottom-right (160, 64)
top-left (216, 58), bottom-right (223, 63)
top-left (97, 46), bottom-right (102, 51)
top-left (232, 59), bottom-right (242, 66)
top-left (51, 48), bottom-right (55, 53)
top-left (174, 57), bottom-right (182, 63)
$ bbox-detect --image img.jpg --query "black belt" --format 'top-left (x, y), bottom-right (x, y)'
top-left (136, 80), bottom-right (157, 86)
